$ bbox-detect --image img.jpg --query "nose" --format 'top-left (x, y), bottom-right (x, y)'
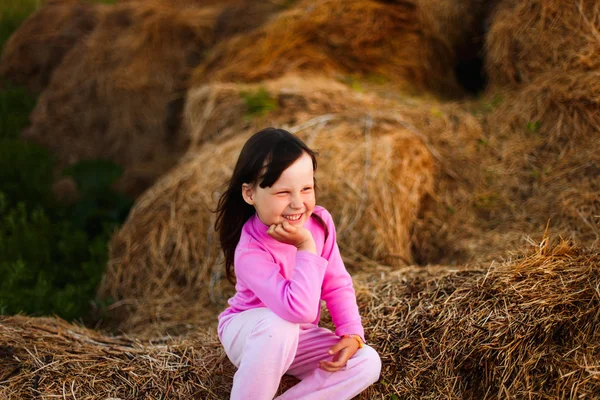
top-left (290, 193), bottom-right (302, 209)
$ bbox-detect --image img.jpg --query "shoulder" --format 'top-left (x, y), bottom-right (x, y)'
top-left (311, 205), bottom-right (334, 223)
top-left (311, 205), bottom-right (336, 230)
top-left (308, 205), bottom-right (337, 242)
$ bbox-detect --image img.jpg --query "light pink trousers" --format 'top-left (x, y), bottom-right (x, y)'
top-left (219, 308), bottom-right (382, 400)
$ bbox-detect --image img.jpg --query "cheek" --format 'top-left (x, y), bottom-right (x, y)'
top-left (305, 193), bottom-right (316, 207)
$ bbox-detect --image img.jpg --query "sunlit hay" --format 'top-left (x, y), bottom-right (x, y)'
top-left (485, 0), bottom-right (600, 87)
top-left (0, 315), bottom-right (234, 399)
top-left (489, 70), bottom-right (600, 144)
top-left (96, 289), bottom-right (224, 338)
top-left (354, 239), bottom-right (600, 398)
top-left (0, 0), bottom-right (105, 93)
top-left (119, 0), bottom-right (286, 40)
top-left (4, 241), bottom-right (599, 398)
top-left (21, 1), bottom-right (223, 197)
top-left (192, 0), bottom-right (492, 97)
top-left (100, 77), bottom-right (435, 332)
top-left (482, 72), bottom-right (600, 248)
top-left (212, 0), bottom-right (292, 42)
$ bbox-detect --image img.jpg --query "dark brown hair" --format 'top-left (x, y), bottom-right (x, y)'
top-left (215, 128), bottom-right (327, 284)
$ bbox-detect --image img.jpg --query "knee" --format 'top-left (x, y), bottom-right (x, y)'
top-left (356, 345), bottom-right (382, 384)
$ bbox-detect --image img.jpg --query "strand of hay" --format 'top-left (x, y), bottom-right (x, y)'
top-left (3, 240), bottom-right (599, 398)
top-left (0, 0), bottom-right (105, 93)
top-left (99, 76), bottom-right (436, 333)
top-left (485, 0), bottom-right (600, 87)
top-left (20, 0), bottom-right (224, 197)
top-left (192, 0), bottom-right (493, 97)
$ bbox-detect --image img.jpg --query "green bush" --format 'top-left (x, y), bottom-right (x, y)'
top-left (0, 0), bottom-right (133, 321)
top-left (0, 158), bottom-right (132, 320)
top-left (0, 194), bottom-right (108, 319)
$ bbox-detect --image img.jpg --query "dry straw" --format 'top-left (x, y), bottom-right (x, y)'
top-left (21, 0), bottom-right (224, 197)
top-left (0, 0), bottom-right (104, 93)
top-left (486, 0), bottom-right (600, 87)
top-left (192, 0), bottom-right (493, 96)
top-left (409, 0), bottom-right (600, 266)
top-left (98, 76), bottom-right (436, 334)
top-left (2, 240), bottom-right (599, 398)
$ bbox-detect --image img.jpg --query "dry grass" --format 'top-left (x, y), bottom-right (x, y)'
top-left (192, 0), bottom-right (493, 97)
top-left (3, 240), bottom-right (599, 399)
top-left (0, 0), bottom-right (104, 93)
top-left (20, 0), bottom-right (224, 197)
top-left (486, 0), bottom-right (600, 87)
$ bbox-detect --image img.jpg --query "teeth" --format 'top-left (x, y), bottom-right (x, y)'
top-left (283, 214), bottom-right (302, 221)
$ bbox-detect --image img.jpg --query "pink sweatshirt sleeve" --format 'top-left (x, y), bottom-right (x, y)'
top-left (319, 210), bottom-right (365, 340)
top-left (235, 245), bottom-right (328, 323)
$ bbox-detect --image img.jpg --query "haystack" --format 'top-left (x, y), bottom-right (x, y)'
top-left (99, 76), bottom-right (436, 333)
top-left (407, 81), bottom-right (599, 267)
top-left (21, 1), bottom-right (224, 197)
top-left (192, 0), bottom-right (494, 97)
top-left (3, 241), bottom-right (599, 398)
top-left (353, 239), bottom-right (600, 398)
top-left (0, 0), bottom-right (104, 93)
top-left (485, 0), bottom-right (600, 87)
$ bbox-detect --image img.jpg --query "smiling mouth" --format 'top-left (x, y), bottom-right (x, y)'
top-left (283, 213), bottom-right (303, 221)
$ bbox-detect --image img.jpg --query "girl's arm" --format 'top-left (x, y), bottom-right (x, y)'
top-left (235, 245), bottom-right (327, 323)
top-left (319, 209), bottom-right (365, 340)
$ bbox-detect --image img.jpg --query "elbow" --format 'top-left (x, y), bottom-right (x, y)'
top-left (282, 303), bottom-right (319, 324)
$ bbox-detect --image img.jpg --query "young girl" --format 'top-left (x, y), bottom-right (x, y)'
top-left (215, 128), bottom-right (381, 399)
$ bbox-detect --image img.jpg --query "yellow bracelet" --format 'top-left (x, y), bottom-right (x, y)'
top-left (341, 334), bottom-right (364, 348)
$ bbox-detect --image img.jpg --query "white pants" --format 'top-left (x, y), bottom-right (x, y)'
top-left (219, 308), bottom-right (381, 400)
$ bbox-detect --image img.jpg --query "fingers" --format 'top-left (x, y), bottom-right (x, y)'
top-left (319, 348), bottom-right (352, 372)
top-left (327, 341), bottom-right (345, 356)
top-left (268, 221), bottom-right (296, 239)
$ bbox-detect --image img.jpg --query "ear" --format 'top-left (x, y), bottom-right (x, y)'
top-left (241, 183), bottom-right (255, 205)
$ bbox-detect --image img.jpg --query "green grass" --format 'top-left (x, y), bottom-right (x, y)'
top-left (241, 87), bottom-right (278, 118)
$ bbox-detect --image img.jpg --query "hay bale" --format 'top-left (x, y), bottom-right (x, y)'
top-left (192, 0), bottom-right (493, 96)
top-left (3, 241), bottom-right (599, 398)
top-left (0, 0), bottom-right (104, 93)
top-left (353, 239), bottom-right (600, 398)
top-left (407, 69), bottom-right (599, 266)
top-left (0, 315), bottom-right (233, 398)
top-left (99, 76), bottom-right (436, 332)
top-left (484, 71), bottom-right (600, 245)
top-left (485, 0), bottom-right (600, 87)
top-left (21, 1), bottom-right (223, 197)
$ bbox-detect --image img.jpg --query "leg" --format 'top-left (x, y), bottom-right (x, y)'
top-left (220, 308), bottom-right (300, 400)
top-left (277, 325), bottom-right (381, 400)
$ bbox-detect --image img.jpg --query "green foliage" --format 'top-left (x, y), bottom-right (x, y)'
top-left (0, 0), bottom-right (134, 321)
top-left (526, 120), bottom-right (541, 133)
top-left (0, 194), bottom-right (109, 319)
top-left (0, 0), bottom-right (38, 53)
top-left (0, 82), bottom-right (37, 139)
top-left (241, 88), bottom-right (278, 118)
top-left (0, 158), bottom-right (132, 320)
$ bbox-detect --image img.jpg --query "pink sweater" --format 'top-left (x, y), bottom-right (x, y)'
top-left (218, 206), bottom-right (364, 340)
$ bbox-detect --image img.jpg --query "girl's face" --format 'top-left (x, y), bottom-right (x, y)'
top-left (242, 152), bottom-right (316, 227)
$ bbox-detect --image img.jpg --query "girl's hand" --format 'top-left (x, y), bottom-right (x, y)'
top-left (319, 337), bottom-right (360, 372)
top-left (268, 220), bottom-right (316, 253)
